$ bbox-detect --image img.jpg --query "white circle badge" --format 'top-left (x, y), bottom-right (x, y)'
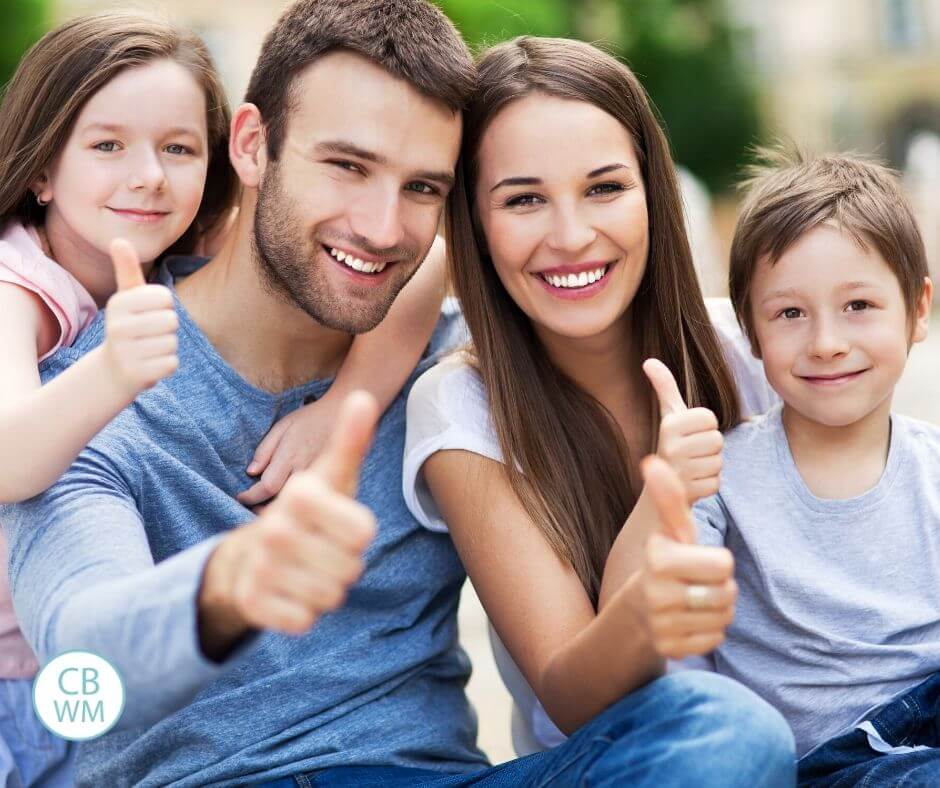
top-left (33, 651), bottom-right (125, 740)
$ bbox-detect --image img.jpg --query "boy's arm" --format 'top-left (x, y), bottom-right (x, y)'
top-left (239, 237), bottom-right (447, 506)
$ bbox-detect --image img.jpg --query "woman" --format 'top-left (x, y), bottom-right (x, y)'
top-left (404, 36), bottom-right (790, 783)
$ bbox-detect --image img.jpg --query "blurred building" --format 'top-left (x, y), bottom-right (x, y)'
top-left (53, 0), bottom-right (290, 103)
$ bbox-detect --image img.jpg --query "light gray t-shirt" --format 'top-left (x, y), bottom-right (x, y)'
top-left (403, 298), bottom-right (775, 754)
top-left (691, 403), bottom-right (940, 757)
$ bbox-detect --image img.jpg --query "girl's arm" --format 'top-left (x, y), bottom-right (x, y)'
top-left (239, 237), bottom-right (447, 506)
top-left (423, 448), bottom-right (736, 735)
top-left (0, 241), bottom-right (179, 504)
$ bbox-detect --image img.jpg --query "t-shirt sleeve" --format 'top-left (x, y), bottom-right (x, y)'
top-left (403, 358), bottom-right (504, 532)
top-left (692, 493), bottom-right (729, 547)
top-left (706, 298), bottom-right (778, 418)
top-left (1, 429), bottom-right (256, 730)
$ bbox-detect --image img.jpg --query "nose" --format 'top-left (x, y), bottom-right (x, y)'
top-left (349, 184), bottom-right (406, 252)
top-left (808, 316), bottom-right (850, 360)
top-left (547, 200), bottom-right (597, 253)
top-left (127, 147), bottom-right (167, 193)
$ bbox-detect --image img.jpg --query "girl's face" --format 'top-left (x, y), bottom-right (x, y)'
top-left (475, 93), bottom-right (649, 346)
top-left (38, 58), bottom-right (208, 276)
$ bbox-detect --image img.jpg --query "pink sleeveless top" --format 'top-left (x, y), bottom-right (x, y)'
top-left (0, 221), bottom-right (97, 677)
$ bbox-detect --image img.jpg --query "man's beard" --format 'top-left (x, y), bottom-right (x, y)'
top-left (252, 162), bottom-right (420, 334)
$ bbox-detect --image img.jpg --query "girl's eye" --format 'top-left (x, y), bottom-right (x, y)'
top-left (587, 182), bottom-right (625, 197)
top-left (93, 141), bottom-right (120, 153)
top-left (504, 194), bottom-right (542, 208)
top-left (847, 300), bottom-right (871, 312)
top-left (780, 307), bottom-right (802, 320)
top-left (164, 143), bottom-right (190, 155)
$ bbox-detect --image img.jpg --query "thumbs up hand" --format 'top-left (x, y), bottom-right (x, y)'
top-left (632, 456), bottom-right (737, 660)
top-left (103, 239), bottom-right (179, 397)
top-left (643, 359), bottom-right (724, 504)
top-left (199, 393), bottom-right (379, 652)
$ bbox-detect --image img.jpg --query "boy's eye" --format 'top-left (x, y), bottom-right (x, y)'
top-left (93, 141), bottom-right (120, 153)
top-left (780, 307), bottom-right (802, 320)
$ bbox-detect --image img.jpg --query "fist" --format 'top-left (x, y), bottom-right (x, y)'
top-left (643, 358), bottom-right (723, 503)
top-left (103, 239), bottom-right (179, 395)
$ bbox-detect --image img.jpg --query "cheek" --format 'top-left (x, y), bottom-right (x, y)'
top-left (484, 212), bottom-right (541, 273)
top-left (51, 154), bottom-right (114, 208)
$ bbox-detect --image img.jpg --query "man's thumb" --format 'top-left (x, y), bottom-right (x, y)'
top-left (310, 390), bottom-right (379, 496)
top-left (643, 358), bottom-right (688, 418)
top-left (110, 238), bottom-right (146, 291)
top-left (641, 455), bottom-right (697, 544)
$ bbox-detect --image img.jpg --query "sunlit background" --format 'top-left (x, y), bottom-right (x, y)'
top-left (5, 0), bottom-right (940, 764)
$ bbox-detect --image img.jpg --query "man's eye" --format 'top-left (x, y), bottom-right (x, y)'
top-left (94, 141), bottom-right (119, 153)
top-left (406, 182), bottom-right (438, 196)
top-left (329, 160), bottom-right (364, 174)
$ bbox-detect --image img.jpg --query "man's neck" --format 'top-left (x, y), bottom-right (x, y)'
top-left (782, 397), bottom-right (893, 499)
top-left (175, 215), bottom-right (352, 393)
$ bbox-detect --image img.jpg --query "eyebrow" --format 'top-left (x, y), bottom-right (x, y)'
top-left (760, 281), bottom-right (880, 305)
top-left (315, 139), bottom-right (454, 188)
top-left (489, 162), bottom-right (631, 192)
top-left (82, 122), bottom-right (203, 138)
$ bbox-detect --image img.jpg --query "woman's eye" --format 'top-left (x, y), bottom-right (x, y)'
top-left (504, 194), bottom-right (542, 208)
top-left (587, 182), bottom-right (624, 197)
top-left (165, 143), bottom-right (190, 155)
top-left (847, 300), bottom-right (870, 312)
top-left (93, 141), bottom-right (119, 153)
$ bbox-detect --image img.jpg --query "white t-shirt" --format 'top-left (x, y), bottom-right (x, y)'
top-left (402, 298), bottom-right (776, 754)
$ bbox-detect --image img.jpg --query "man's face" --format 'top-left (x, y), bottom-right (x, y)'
top-left (253, 51), bottom-right (462, 333)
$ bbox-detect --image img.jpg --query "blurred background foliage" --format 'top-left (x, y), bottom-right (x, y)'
top-left (436, 0), bottom-right (762, 192)
top-left (1, 0), bottom-right (50, 93)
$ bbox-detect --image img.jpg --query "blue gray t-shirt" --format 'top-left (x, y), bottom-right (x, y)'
top-left (1, 257), bottom-right (486, 786)
top-left (690, 403), bottom-right (940, 757)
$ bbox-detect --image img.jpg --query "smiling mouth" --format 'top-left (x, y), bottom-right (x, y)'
top-left (323, 245), bottom-right (391, 274)
top-left (107, 208), bottom-right (170, 222)
top-left (538, 264), bottom-right (610, 290)
top-left (799, 369), bottom-right (869, 384)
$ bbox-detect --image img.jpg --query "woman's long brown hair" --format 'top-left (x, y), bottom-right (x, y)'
top-left (0, 11), bottom-right (235, 256)
top-left (446, 37), bottom-right (740, 605)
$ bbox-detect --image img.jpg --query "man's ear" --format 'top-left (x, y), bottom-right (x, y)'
top-left (229, 103), bottom-right (267, 189)
top-left (912, 276), bottom-right (933, 345)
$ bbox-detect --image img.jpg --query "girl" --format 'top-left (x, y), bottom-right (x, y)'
top-left (403, 36), bottom-right (792, 784)
top-left (0, 11), bottom-right (444, 785)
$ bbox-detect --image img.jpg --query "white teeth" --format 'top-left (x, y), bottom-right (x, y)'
top-left (329, 247), bottom-right (387, 274)
top-left (542, 265), bottom-right (608, 289)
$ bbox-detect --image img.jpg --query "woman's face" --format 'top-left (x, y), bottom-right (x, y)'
top-left (475, 93), bottom-right (649, 344)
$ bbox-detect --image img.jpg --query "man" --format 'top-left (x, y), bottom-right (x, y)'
top-left (4, 1), bottom-right (796, 786)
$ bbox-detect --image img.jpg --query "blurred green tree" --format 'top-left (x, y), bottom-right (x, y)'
top-left (436, 0), bottom-right (760, 192)
top-left (1, 0), bottom-right (49, 92)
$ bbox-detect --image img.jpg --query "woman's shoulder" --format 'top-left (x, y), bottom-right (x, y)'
top-left (409, 351), bottom-right (489, 422)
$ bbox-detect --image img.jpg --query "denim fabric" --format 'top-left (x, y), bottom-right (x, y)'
top-left (258, 671), bottom-right (797, 788)
top-left (799, 672), bottom-right (940, 787)
top-left (0, 679), bottom-right (74, 787)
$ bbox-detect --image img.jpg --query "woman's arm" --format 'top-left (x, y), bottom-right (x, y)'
top-left (424, 447), bottom-right (663, 735)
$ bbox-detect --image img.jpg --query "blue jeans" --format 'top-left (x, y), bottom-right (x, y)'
top-left (799, 672), bottom-right (940, 787)
top-left (0, 678), bottom-right (75, 788)
top-left (257, 671), bottom-right (795, 787)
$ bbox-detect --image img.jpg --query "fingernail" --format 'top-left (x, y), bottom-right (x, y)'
top-left (247, 463), bottom-right (258, 474)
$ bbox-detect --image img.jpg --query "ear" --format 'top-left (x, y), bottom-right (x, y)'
top-left (30, 172), bottom-right (52, 204)
top-left (911, 276), bottom-right (933, 344)
top-left (229, 103), bottom-right (267, 189)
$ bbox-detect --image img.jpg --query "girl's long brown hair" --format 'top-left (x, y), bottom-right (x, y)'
top-left (0, 11), bottom-right (236, 256)
top-left (447, 37), bottom-right (740, 605)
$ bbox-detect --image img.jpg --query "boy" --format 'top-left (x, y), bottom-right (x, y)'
top-left (689, 149), bottom-right (940, 785)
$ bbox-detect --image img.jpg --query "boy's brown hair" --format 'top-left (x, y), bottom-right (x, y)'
top-left (245, 0), bottom-right (475, 161)
top-left (729, 146), bottom-right (928, 351)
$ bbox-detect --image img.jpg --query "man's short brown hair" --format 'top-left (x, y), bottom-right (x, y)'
top-left (729, 147), bottom-right (928, 348)
top-left (245, 0), bottom-right (475, 160)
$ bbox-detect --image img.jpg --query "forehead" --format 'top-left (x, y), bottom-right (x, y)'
top-left (284, 50), bottom-right (462, 174)
top-left (753, 224), bottom-right (899, 294)
top-left (74, 58), bottom-right (207, 134)
top-left (478, 93), bottom-right (640, 183)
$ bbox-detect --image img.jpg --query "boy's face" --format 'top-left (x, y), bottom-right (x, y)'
top-left (749, 223), bottom-right (931, 429)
